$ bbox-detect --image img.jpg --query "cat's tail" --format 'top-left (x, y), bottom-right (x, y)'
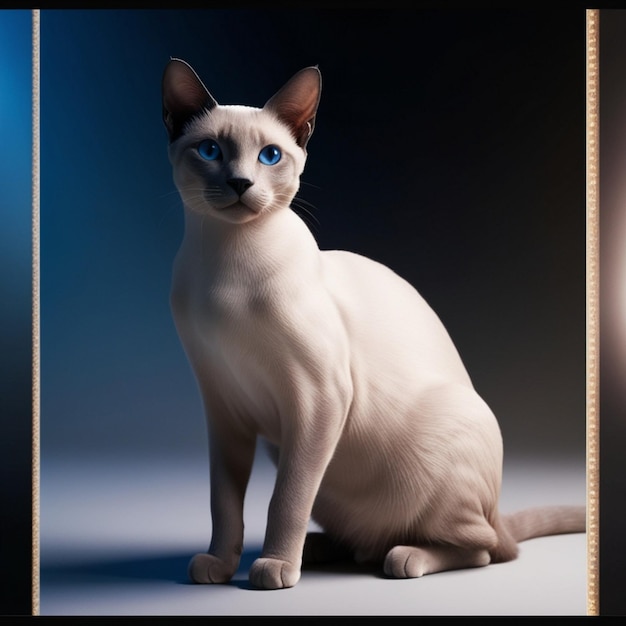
top-left (490, 505), bottom-right (586, 563)
top-left (503, 504), bottom-right (586, 541)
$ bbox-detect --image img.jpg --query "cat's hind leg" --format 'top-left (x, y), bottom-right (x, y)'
top-left (383, 544), bottom-right (490, 579)
top-left (381, 482), bottom-right (501, 579)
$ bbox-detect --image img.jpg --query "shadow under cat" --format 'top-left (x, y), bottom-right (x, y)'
top-left (40, 545), bottom-right (383, 592)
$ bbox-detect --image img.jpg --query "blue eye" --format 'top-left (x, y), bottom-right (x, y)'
top-left (258, 145), bottom-right (281, 165)
top-left (198, 139), bottom-right (222, 161)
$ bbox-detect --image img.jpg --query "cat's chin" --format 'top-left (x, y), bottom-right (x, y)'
top-left (213, 201), bottom-right (264, 224)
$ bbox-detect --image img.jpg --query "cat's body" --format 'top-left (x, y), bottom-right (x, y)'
top-left (162, 59), bottom-right (585, 590)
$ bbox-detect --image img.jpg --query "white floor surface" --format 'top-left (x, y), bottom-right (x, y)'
top-left (38, 453), bottom-right (588, 616)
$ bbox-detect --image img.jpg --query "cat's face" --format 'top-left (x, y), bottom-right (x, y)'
top-left (168, 105), bottom-right (306, 224)
top-left (163, 60), bottom-right (321, 225)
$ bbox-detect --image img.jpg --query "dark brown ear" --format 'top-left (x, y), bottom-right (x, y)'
top-left (162, 58), bottom-right (218, 142)
top-left (264, 66), bottom-right (321, 149)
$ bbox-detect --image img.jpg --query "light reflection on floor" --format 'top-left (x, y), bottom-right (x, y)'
top-left (38, 453), bottom-right (587, 616)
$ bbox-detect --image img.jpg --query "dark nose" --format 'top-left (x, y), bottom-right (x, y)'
top-left (227, 178), bottom-right (253, 196)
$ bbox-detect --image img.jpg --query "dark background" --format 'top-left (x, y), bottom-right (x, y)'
top-left (599, 9), bottom-right (626, 618)
top-left (38, 8), bottom-right (586, 462)
top-left (4, 7), bottom-right (623, 615)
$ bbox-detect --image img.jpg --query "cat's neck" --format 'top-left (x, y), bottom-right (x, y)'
top-left (176, 205), bottom-right (320, 286)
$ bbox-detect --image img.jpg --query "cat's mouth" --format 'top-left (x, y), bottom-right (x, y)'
top-left (213, 199), bottom-right (263, 223)
top-left (220, 199), bottom-right (260, 214)
top-left (198, 187), bottom-right (266, 222)
top-left (202, 188), bottom-right (260, 214)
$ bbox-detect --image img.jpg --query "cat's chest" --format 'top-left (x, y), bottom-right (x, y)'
top-left (172, 277), bottom-right (282, 425)
top-left (174, 272), bottom-right (283, 357)
top-left (174, 267), bottom-right (324, 380)
top-left (178, 275), bottom-right (342, 444)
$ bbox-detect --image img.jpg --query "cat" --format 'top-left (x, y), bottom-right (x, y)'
top-left (161, 58), bottom-right (586, 590)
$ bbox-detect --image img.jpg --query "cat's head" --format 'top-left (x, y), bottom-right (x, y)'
top-left (162, 59), bottom-right (321, 225)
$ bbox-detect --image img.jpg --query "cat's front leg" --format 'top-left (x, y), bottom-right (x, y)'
top-left (249, 453), bottom-right (337, 590)
top-left (189, 417), bottom-right (256, 584)
top-left (249, 390), bottom-right (351, 590)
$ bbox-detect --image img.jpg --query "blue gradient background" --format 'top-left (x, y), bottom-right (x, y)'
top-left (32, 9), bottom-right (595, 615)
top-left (40, 9), bottom-right (586, 463)
top-left (0, 9), bottom-right (34, 614)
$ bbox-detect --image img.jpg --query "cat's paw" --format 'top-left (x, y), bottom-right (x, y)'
top-left (188, 552), bottom-right (237, 584)
top-left (249, 557), bottom-right (300, 589)
top-left (383, 545), bottom-right (428, 579)
top-left (383, 545), bottom-right (491, 578)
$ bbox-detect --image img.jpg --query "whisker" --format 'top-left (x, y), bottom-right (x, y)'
top-left (292, 180), bottom-right (322, 229)
top-left (290, 195), bottom-right (320, 231)
top-left (299, 180), bottom-right (322, 191)
top-left (154, 189), bottom-right (184, 201)
top-left (157, 183), bottom-right (321, 232)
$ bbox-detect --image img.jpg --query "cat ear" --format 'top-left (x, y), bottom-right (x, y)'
top-left (162, 58), bottom-right (218, 142)
top-left (264, 66), bottom-right (321, 149)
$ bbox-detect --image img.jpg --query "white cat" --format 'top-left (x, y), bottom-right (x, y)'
top-left (162, 58), bottom-right (585, 590)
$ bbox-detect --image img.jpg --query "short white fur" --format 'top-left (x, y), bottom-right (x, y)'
top-left (162, 59), bottom-right (585, 590)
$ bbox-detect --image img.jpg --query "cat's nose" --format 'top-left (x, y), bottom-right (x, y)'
top-left (227, 178), bottom-right (253, 196)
